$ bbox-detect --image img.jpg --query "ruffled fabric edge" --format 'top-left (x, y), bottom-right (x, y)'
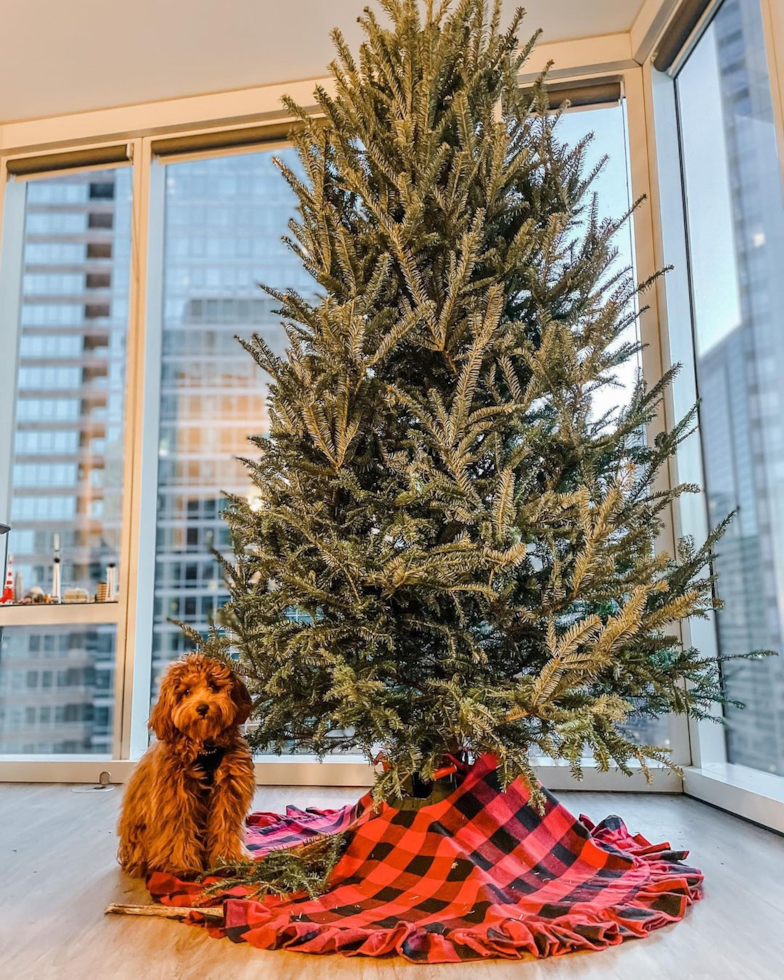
top-left (148, 810), bottom-right (703, 963)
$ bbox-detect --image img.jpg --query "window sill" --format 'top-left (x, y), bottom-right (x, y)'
top-left (684, 763), bottom-right (784, 834)
top-left (0, 753), bottom-right (683, 792)
top-left (0, 601), bottom-right (120, 626)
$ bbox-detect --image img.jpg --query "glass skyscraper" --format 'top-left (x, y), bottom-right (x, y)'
top-left (150, 149), bottom-right (314, 699)
top-left (679, 0), bottom-right (784, 773)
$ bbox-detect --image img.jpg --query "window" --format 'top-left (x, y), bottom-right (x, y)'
top-left (7, 167), bottom-right (133, 595)
top-left (558, 101), bottom-right (669, 752)
top-left (0, 110), bottom-right (666, 768)
top-left (3, 17), bottom-right (775, 793)
top-left (149, 148), bottom-right (315, 700)
top-left (558, 102), bottom-right (640, 423)
top-left (676, 0), bottom-right (784, 775)
top-left (0, 626), bottom-right (115, 754)
top-left (0, 164), bottom-right (131, 758)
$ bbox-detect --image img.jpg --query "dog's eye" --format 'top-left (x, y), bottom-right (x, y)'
top-left (208, 680), bottom-right (219, 692)
top-left (181, 688), bottom-right (191, 698)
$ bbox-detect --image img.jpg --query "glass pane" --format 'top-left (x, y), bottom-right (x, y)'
top-left (558, 103), bottom-right (669, 751)
top-left (0, 624), bottom-right (115, 754)
top-left (558, 102), bottom-right (640, 424)
top-left (677, 0), bottom-right (784, 773)
top-left (7, 168), bottom-right (132, 599)
top-left (151, 149), bottom-right (313, 700)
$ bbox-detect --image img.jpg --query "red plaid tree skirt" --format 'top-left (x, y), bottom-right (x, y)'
top-left (148, 755), bottom-right (703, 962)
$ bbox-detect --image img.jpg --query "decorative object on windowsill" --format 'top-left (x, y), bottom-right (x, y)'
top-left (0, 522), bottom-right (9, 601)
top-left (1, 548), bottom-right (14, 605)
top-left (63, 587), bottom-right (90, 604)
top-left (4, 587), bottom-right (114, 606)
top-left (20, 587), bottom-right (62, 605)
top-left (107, 562), bottom-right (118, 599)
top-left (96, 582), bottom-right (109, 602)
top-left (14, 570), bottom-right (23, 604)
top-left (51, 533), bottom-right (62, 604)
top-left (157, 0), bottom-right (771, 962)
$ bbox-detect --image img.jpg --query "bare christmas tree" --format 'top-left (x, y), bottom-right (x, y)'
top-left (194, 0), bottom-right (759, 802)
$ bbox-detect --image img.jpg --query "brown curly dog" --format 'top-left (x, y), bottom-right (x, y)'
top-left (117, 654), bottom-right (255, 878)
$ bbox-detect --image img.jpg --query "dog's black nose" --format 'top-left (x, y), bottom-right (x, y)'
top-left (196, 703), bottom-right (209, 717)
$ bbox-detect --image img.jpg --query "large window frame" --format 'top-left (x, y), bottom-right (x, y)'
top-left (0, 78), bottom-right (680, 790)
top-left (0, 1), bottom-right (780, 805)
top-left (642, 0), bottom-right (784, 831)
top-left (0, 142), bottom-right (146, 769)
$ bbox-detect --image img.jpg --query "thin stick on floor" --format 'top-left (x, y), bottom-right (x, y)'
top-left (104, 903), bottom-right (224, 922)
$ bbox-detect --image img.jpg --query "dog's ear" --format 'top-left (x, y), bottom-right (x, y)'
top-left (149, 675), bottom-right (177, 742)
top-left (230, 672), bottom-right (253, 726)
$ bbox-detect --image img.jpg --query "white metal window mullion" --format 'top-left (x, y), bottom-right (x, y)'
top-left (112, 138), bottom-right (155, 760)
top-left (118, 143), bottom-right (167, 761)
top-left (620, 65), bottom-right (692, 772)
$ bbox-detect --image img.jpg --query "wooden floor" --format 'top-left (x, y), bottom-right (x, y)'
top-left (1, 785), bottom-right (783, 980)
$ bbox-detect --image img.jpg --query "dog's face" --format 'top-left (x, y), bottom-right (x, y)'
top-left (149, 654), bottom-right (252, 743)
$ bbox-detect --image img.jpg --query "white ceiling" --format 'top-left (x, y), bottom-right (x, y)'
top-left (0, 0), bottom-right (645, 123)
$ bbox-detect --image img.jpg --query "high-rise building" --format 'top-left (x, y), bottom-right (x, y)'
top-left (690, 0), bottom-right (784, 773)
top-left (149, 149), bottom-right (314, 699)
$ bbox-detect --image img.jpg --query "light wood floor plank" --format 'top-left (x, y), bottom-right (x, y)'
top-left (1, 784), bottom-right (782, 979)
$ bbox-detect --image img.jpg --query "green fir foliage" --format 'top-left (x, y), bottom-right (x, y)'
top-left (199, 0), bottom-right (768, 801)
top-left (202, 834), bottom-right (346, 900)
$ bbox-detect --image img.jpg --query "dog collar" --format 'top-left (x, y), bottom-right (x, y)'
top-left (194, 743), bottom-right (226, 784)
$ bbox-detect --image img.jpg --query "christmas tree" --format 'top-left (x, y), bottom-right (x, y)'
top-left (198, 0), bottom-right (745, 801)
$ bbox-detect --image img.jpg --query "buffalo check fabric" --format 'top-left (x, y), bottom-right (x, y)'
top-left (147, 754), bottom-right (703, 962)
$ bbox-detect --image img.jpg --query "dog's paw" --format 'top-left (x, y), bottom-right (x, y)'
top-left (161, 861), bottom-right (204, 880)
top-left (119, 860), bottom-right (148, 879)
top-left (155, 845), bottom-right (205, 879)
